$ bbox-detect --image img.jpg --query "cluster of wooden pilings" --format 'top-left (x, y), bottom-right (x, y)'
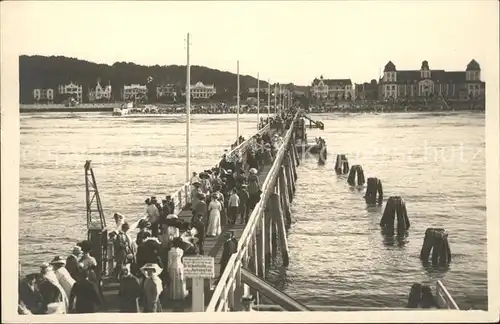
top-left (334, 154), bottom-right (452, 268)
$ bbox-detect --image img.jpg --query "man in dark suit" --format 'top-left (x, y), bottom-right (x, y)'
top-left (191, 214), bottom-right (205, 255)
top-left (66, 246), bottom-right (83, 281)
top-left (219, 231), bottom-right (238, 278)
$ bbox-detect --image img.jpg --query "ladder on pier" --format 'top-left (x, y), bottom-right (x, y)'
top-left (84, 160), bottom-right (108, 277)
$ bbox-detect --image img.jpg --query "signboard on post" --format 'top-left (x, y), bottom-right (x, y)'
top-left (183, 256), bottom-right (215, 278)
top-left (184, 256), bottom-right (215, 312)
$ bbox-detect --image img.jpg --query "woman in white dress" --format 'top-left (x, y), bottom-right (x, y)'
top-left (206, 193), bottom-right (222, 237)
top-left (167, 238), bottom-right (188, 300)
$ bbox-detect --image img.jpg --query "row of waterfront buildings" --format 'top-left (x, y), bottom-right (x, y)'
top-left (31, 59), bottom-right (484, 103)
top-left (313, 59), bottom-right (484, 101)
top-left (33, 81), bottom-right (218, 103)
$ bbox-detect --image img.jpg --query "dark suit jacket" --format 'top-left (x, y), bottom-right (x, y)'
top-left (66, 254), bottom-right (80, 280)
top-left (220, 238), bottom-right (238, 266)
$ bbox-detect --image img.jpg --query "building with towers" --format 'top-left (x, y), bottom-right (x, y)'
top-left (379, 59), bottom-right (484, 100)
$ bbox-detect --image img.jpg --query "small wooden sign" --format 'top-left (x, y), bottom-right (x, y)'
top-left (183, 256), bottom-right (215, 278)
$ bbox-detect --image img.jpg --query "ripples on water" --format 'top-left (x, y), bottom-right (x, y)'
top-left (19, 111), bottom-right (487, 310)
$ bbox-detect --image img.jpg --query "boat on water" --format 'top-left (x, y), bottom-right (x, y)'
top-left (112, 102), bottom-right (133, 116)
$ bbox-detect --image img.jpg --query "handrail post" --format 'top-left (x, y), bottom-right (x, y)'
top-left (233, 265), bottom-right (244, 311)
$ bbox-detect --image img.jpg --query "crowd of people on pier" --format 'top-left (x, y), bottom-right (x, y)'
top-left (18, 111), bottom-right (298, 315)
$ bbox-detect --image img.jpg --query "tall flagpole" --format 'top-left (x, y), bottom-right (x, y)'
top-left (267, 79), bottom-right (271, 118)
top-left (257, 73), bottom-right (260, 129)
top-left (237, 60), bottom-right (240, 142)
top-left (274, 83), bottom-right (277, 115)
top-left (279, 84), bottom-right (283, 115)
top-left (186, 33), bottom-right (191, 182)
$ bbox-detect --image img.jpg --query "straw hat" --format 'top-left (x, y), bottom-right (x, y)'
top-left (249, 168), bottom-right (258, 174)
top-left (50, 256), bottom-right (66, 266)
top-left (40, 263), bottom-right (53, 273)
top-left (166, 214), bottom-right (178, 220)
top-left (140, 263), bottom-right (163, 275)
top-left (72, 246), bottom-right (83, 255)
top-left (143, 236), bottom-right (161, 245)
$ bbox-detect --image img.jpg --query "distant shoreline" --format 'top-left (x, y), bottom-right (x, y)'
top-left (19, 101), bottom-right (485, 114)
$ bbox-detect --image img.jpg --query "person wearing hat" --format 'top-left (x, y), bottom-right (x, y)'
top-left (206, 192), bottom-right (222, 237)
top-left (191, 192), bottom-right (207, 224)
top-left (66, 246), bottom-right (83, 281)
top-left (68, 267), bottom-right (102, 313)
top-left (19, 273), bottom-right (44, 314)
top-left (118, 264), bottom-right (141, 313)
top-left (166, 238), bottom-right (188, 301)
top-left (39, 263), bottom-right (69, 313)
top-left (219, 231), bottom-right (238, 277)
top-left (190, 213), bottom-right (205, 255)
top-left (113, 222), bottom-right (136, 280)
top-left (140, 263), bottom-right (163, 312)
top-left (190, 171), bottom-right (199, 185)
top-left (227, 189), bottom-right (240, 225)
top-left (50, 256), bottom-right (76, 299)
top-left (136, 219), bottom-right (152, 245)
top-left (247, 167), bottom-right (261, 212)
top-left (190, 181), bottom-right (202, 209)
top-left (77, 240), bottom-right (103, 300)
top-left (146, 197), bottom-right (160, 237)
top-left (136, 237), bottom-right (164, 275)
top-left (238, 184), bottom-right (250, 224)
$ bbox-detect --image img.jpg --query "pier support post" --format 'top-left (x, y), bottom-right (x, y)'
top-left (289, 142), bottom-right (298, 181)
top-left (257, 213), bottom-right (266, 277)
top-left (252, 231), bottom-right (260, 305)
top-left (292, 132), bottom-right (300, 166)
top-left (233, 263), bottom-right (244, 311)
top-left (269, 193), bottom-right (290, 267)
top-left (279, 166), bottom-right (292, 230)
top-left (264, 207), bottom-right (272, 274)
top-left (284, 153), bottom-right (296, 197)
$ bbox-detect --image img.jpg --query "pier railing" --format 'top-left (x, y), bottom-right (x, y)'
top-left (435, 280), bottom-right (460, 309)
top-left (206, 111), bottom-right (299, 312)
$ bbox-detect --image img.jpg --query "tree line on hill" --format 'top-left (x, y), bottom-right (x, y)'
top-left (19, 55), bottom-right (291, 104)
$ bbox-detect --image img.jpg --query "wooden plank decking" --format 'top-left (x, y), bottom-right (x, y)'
top-left (101, 163), bottom-right (273, 312)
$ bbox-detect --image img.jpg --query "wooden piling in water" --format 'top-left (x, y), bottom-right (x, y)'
top-left (269, 193), bottom-right (290, 267)
top-left (420, 228), bottom-right (452, 266)
top-left (365, 177), bottom-right (384, 205)
top-left (380, 196), bottom-right (410, 236)
top-left (279, 165), bottom-right (292, 230)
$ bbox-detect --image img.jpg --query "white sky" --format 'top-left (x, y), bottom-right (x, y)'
top-left (2, 0), bottom-right (499, 85)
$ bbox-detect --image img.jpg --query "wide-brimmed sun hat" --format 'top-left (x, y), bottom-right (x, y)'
top-left (166, 214), bottom-right (178, 220)
top-left (140, 263), bottom-right (163, 275)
